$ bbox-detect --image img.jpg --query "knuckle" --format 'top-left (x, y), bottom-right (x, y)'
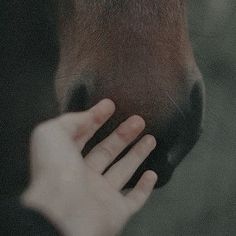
top-left (97, 143), bottom-right (114, 160)
top-left (89, 109), bottom-right (102, 125)
top-left (115, 129), bottom-right (132, 143)
top-left (132, 135), bottom-right (155, 157)
top-left (132, 141), bottom-right (147, 157)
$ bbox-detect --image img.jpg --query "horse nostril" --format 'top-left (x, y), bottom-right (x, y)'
top-left (65, 84), bottom-right (89, 112)
top-left (62, 72), bottom-right (96, 113)
top-left (189, 80), bottom-right (205, 131)
top-left (167, 80), bottom-right (205, 167)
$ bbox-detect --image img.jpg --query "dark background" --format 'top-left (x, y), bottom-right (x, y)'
top-left (0, 1), bottom-right (59, 197)
top-left (122, 1), bottom-right (236, 235)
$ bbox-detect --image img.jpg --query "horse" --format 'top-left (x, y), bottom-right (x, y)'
top-left (55, 0), bottom-right (205, 187)
top-left (0, 0), bottom-right (204, 197)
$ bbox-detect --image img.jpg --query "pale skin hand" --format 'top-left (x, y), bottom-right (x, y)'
top-left (21, 99), bottom-right (158, 236)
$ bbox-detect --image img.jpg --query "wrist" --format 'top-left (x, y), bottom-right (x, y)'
top-left (20, 184), bottom-right (107, 236)
top-left (21, 183), bottom-right (69, 235)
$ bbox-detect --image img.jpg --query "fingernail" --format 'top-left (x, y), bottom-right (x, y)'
top-left (145, 170), bottom-right (158, 183)
top-left (145, 135), bottom-right (157, 149)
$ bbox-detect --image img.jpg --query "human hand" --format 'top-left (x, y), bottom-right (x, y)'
top-left (21, 99), bottom-right (157, 236)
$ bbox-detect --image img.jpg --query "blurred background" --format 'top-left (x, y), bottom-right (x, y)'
top-left (122, 0), bottom-right (236, 235)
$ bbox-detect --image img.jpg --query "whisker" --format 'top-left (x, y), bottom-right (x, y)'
top-left (166, 92), bottom-right (186, 120)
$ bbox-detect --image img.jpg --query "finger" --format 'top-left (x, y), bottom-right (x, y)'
top-left (57, 99), bottom-right (115, 150)
top-left (85, 115), bottom-right (145, 173)
top-left (125, 170), bottom-right (158, 215)
top-left (104, 135), bottom-right (156, 190)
